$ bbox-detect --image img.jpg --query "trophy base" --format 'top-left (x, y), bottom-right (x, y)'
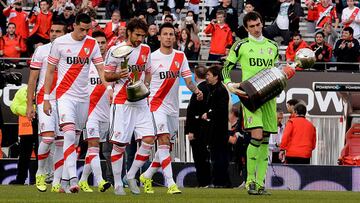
top-left (126, 81), bottom-right (150, 102)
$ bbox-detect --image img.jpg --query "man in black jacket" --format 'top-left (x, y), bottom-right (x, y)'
top-left (202, 65), bottom-right (231, 188)
top-left (185, 66), bottom-right (211, 187)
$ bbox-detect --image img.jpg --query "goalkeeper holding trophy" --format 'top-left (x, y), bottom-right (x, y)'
top-left (222, 11), bottom-right (314, 195)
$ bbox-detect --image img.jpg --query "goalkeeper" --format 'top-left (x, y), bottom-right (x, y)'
top-left (222, 11), bottom-right (278, 195)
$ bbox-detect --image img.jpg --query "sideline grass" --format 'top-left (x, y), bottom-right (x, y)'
top-left (0, 185), bottom-right (360, 203)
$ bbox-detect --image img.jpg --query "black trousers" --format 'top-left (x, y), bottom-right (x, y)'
top-left (190, 138), bottom-right (211, 187)
top-left (286, 157), bottom-right (310, 164)
top-left (26, 34), bottom-right (50, 56)
top-left (210, 146), bottom-right (231, 187)
top-left (15, 119), bottom-right (38, 185)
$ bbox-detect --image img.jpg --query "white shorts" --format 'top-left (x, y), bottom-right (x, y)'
top-left (37, 101), bottom-right (60, 136)
top-left (188, 3), bottom-right (200, 14)
top-left (56, 98), bottom-right (89, 131)
top-left (84, 118), bottom-right (109, 143)
top-left (152, 111), bottom-right (179, 143)
top-left (109, 104), bottom-right (155, 145)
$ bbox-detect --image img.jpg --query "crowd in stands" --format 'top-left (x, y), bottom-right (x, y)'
top-left (0, 0), bottom-right (360, 70)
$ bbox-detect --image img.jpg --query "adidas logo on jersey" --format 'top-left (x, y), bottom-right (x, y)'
top-left (66, 49), bottom-right (71, 53)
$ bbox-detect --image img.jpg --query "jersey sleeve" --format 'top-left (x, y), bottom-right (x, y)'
top-left (30, 46), bottom-right (43, 70)
top-left (145, 51), bottom-right (152, 73)
top-left (104, 46), bottom-right (120, 72)
top-left (180, 54), bottom-right (192, 79)
top-left (48, 40), bottom-right (60, 65)
top-left (223, 40), bottom-right (242, 84)
top-left (91, 42), bottom-right (104, 65)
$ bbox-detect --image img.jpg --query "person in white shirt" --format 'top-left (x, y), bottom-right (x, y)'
top-left (341, 0), bottom-right (360, 39)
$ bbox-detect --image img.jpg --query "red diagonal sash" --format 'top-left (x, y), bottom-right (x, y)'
top-left (56, 38), bottom-right (96, 99)
top-left (88, 84), bottom-right (106, 116)
top-left (344, 8), bottom-right (360, 27)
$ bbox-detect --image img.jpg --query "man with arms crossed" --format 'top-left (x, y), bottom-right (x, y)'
top-left (27, 21), bottom-right (66, 193)
top-left (222, 11), bottom-right (279, 195)
top-left (140, 22), bottom-right (203, 194)
top-left (43, 13), bottom-right (108, 193)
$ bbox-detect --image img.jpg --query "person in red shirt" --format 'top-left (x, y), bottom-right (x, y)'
top-left (107, 23), bottom-right (126, 49)
top-left (27, 0), bottom-right (52, 55)
top-left (0, 23), bottom-right (27, 60)
top-left (310, 31), bottom-right (333, 70)
top-left (103, 10), bottom-right (125, 40)
top-left (279, 103), bottom-right (316, 164)
top-left (314, 0), bottom-right (339, 30)
top-left (285, 32), bottom-right (309, 62)
top-left (204, 10), bottom-right (233, 61)
top-left (3, 0), bottom-right (29, 39)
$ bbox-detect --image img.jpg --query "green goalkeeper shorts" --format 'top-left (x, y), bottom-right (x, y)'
top-left (242, 98), bottom-right (277, 133)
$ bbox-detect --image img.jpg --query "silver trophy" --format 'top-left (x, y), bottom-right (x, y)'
top-left (237, 48), bottom-right (316, 112)
top-left (111, 45), bottom-right (150, 102)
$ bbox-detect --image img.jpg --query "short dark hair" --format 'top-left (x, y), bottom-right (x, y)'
top-left (75, 13), bottom-right (91, 25)
top-left (126, 17), bottom-right (149, 37)
top-left (194, 66), bottom-right (207, 79)
top-left (286, 99), bottom-right (300, 106)
top-left (65, 6), bottom-right (73, 10)
top-left (293, 31), bottom-right (302, 38)
top-left (112, 9), bottom-right (121, 16)
top-left (163, 6), bottom-right (171, 12)
top-left (52, 21), bottom-right (67, 33)
top-left (164, 14), bottom-right (174, 21)
top-left (7, 22), bottom-right (16, 28)
top-left (207, 65), bottom-right (223, 81)
top-left (216, 9), bottom-right (226, 18)
top-left (343, 26), bottom-right (354, 35)
top-left (40, 0), bottom-right (48, 4)
top-left (159, 22), bottom-right (175, 35)
top-left (294, 103), bottom-right (307, 116)
top-left (92, 30), bottom-right (106, 39)
top-left (243, 11), bottom-right (262, 28)
top-left (315, 31), bottom-right (325, 38)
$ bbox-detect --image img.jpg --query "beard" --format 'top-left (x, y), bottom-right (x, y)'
top-left (15, 8), bottom-right (22, 12)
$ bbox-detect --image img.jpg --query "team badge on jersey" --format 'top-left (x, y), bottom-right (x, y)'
top-left (61, 114), bottom-right (66, 122)
top-left (84, 48), bottom-right (90, 55)
top-left (88, 128), bottom-right (95, 136)
top-left (248, 116), bottom-right (253, 124)
top-left (158, 123), bottom-right (165, 131)
top-left (174, 61), bottom-right (180, 69)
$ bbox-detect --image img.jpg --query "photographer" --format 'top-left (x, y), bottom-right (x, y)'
top-left (204, 10), bottom-right (233, 61)
top-left (0, 23), bottom-right (26, 62)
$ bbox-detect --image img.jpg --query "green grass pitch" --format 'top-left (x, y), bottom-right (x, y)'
top-left (1, 185), bottom-right (360, 203)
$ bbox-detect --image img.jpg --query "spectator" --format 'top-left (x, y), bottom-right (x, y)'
top-left (285, 32), bottom-right (309, 63)
top-left (88, 10), bottom-right (103, 37)
top-left (187, 0), bottom-right (200, 22)
top-left (78, 0), bottom-right (96, 14)
top-left (279, 103), bottom-right (316, 164)
top-left (107, 23), bottom-right (126, 49)
top-left (314, 0), bottom-right (339, 30)
top-left (52, 5), bottom-right (75, 32)
top-left (341, 0), bottom-right (360, 39)
top-left (0, 0), bottom-right (6, 35)
top-left (264, 0), bottom-right (292, 45)
top-left (177, 28), bottom-right (196, 60)
top-left (202, 65), bottom-right (231, 188)
top-left (185, 66), bottom-right (211, 188)
top-left (286, 98), bottom-right (300, 118)
top-left (136, 12), bottom-right (148, 24)
top-left (163, 0), bottom-right (185, 20)
top-left (322, 22), bottom-right (339, 45)
top-left (305, 0), bottom-right (318, 33)
top-left (333, 26), bottom-right (360, 72)
top-left (50, 0), bottom-right (75, 15)
top-left (162, 6), bottom-right (178, 23)
top-left (3, 0), bottom-right (29, 39)
top-left (133, 0), bottom-right (158, 25)
top-left (0, 23), bottom-right (27, 60)
top-left (27, 0), bottom-right (52, 55)
top-left (204, 10), bottom-right (233, 61)
top-left (104, 10), bottom-right (125, 40)
top-left (163, 14), bottom-right (175, 24)
top-left (288, 0), bottom-right (304, 34)
top-left (210, 0), bottom-right (238, 33)
top-left (179, 11), bottom-right (200, 59)
top-left (144, 24), bottom-right (160, 52)
top-left (236, 1), bottom-right (255, 39)
top-left (269, 109), bottom-right (284, 163)
top-left (310, 31), bottom-right (333, 70)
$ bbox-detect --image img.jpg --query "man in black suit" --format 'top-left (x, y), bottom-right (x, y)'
top-left (185, 66), bottom-right (211, 187)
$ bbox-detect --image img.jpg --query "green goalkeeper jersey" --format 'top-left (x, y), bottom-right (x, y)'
top-left (223, 36), bottom-right (279, 83)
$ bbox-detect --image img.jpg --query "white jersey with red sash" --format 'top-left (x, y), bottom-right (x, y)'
top-left (48, 33), bottom-right (103, 102)
top-left (342, 7), bottom-right (360, 37)
top-left (315, 3), bottom-right (338, 29)
top-left (149, 49), bottom-right (192, 116)
top-left (30, 43), bottom-right (58, 104)
top-left (104, 42), bottom-right (151, 105)
top-left (88, 63), bottom-right (110, 121)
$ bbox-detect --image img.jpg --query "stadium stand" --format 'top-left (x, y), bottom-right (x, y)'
top-left (339, 123), bottom-right (360, 165)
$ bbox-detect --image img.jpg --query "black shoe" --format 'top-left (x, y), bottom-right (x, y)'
top-left (247, 181), bottom-right (258, 195)
top-left (258, 186), bottom-right (271, 195)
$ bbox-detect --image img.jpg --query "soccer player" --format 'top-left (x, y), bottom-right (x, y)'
top-left (222, 11), bottom-right (278, 195)
top-left (140, 22), bottom-right (203, 194)
top-left (43, 13), bottom-right (107, 193)
top-left (104, 18), bottom-right (155, 196)
top-left (26, 21), bottom-right (67, 193)
top-left (78, 31), bottom-right (112, 193)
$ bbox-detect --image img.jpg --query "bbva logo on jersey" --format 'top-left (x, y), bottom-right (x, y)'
top-left (66, 57), bottom-right (90, 65)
